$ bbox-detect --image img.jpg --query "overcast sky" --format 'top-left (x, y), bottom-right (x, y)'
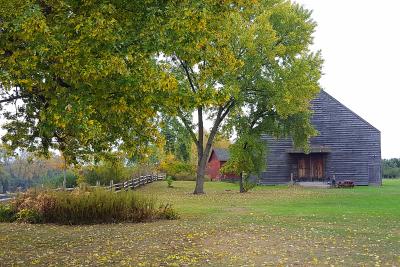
top-left (295, 0), bottom-right (400, 159)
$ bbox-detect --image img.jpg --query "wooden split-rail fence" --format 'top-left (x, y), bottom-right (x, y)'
top-left (108, 174), bottom-right (166, 192)
top-left (0, 194), bottom-right (13, 202)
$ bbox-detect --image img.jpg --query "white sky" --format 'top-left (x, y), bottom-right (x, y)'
top-left (295, 0), bottom-right (400, 159)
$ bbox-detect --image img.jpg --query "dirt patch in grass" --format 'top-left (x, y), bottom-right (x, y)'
top-left (224, 206), bottom-right (251, 214)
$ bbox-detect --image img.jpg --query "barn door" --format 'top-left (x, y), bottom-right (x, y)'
top-left (298, 158), bottom-right (307, 178)
top-left (368, 164), bottom-right (381, 185)
top-left (311, 156), bottom-right (324, 179)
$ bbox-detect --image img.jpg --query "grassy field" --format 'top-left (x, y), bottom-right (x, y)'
top-left (1, 180), bottom-right (399, 266)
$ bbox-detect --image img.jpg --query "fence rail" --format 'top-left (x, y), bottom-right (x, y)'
top-left (0, 193), bottom-right (15, 202)
top-left (108, 173), bottom-right (166, 192)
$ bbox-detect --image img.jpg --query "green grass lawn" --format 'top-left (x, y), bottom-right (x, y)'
top-left (1, 180), bottom-right (399, 266)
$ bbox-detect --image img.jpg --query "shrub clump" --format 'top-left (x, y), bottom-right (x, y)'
top-left (16, 208), bottom-right (43, 224)
top-left (0, 189), bottom-right (177, 225)
top-left (158, 204), bottom-right (179, 220)
top-left (165, 176), bottom-right (174, 188)
top-left (0, 204), bottom-right (15, 222)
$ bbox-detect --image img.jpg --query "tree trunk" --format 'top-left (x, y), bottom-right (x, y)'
top-left (193, 103), bottom-right (232, 194)
top-left (239, 172), bottom-right (245, 193)
top-left (239, 142), bottom-right (249, 193)
top-left (63, 156), bottom-right (67, 189)
top-left (194, 107), bottom-right (205, 194)
top-left (194, 160), bottom-right (206, 194)
top-left (1, 178), bottom-right (8, 194)
top-left (193, 122), bottom-right (222, 194)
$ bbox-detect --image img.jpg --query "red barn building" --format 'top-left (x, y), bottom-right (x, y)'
top-left (207, 148), bottom-right (240, 181)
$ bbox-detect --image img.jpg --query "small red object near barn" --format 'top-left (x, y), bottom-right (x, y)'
top-left (337, 180), bottom-right (355, 188)
top-left (207, 148), bottom-right (240, 181)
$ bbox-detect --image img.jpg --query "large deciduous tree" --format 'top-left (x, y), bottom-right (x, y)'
top-left (159, 1), bottom-right (323, 194)
top-left (0, 0), bottom-right (175, 162)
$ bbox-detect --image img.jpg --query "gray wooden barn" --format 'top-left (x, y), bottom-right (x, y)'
top-left (260, 90), bottom-right (381, 186)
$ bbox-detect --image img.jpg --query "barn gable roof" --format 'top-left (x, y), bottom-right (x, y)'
top-left (211, 148), bottom-right (230, 162)
top-left (319, 90), bottom-right (380, 132)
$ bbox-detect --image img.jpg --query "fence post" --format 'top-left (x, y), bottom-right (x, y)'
top-left (110, 180), bottom-right (113, 191)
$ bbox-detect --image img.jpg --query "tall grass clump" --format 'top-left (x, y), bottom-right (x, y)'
top-left (0, 188), bottom-right (178, 224)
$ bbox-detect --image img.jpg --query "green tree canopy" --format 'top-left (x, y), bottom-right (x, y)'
top-left (221, 133), bottom-right (266, 192)
top-left (0, 0), bottom-right (176, 162)
top-left (160, 115), bottom-right (192, 162)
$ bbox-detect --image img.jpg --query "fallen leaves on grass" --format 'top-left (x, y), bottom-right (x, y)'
top-left (1, 180), bottom-right (399, 266)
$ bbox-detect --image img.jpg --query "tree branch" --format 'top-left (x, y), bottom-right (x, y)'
top-left (0, 76), bottom-right (71, 105)
top-left (197, 106), bottom-right (204, 153)
top-left (177, 58), bottom-right (197, 94)
top-left (55, 77), bottom-right (72, 89)
top-left (249, 109), bottom-right (277, 133)
top-left (202, 99), bottom-right (235, 165)
top-left (177, 110), bottom-right (198, 144)
top-left (249, 108), bottom-right (268, 129)
top-left (0, 94), bottom-right (26, 104)
top-left (220, 99), bottom-right (235, 122)
top-left (188, 65), bottom-right (201, 91)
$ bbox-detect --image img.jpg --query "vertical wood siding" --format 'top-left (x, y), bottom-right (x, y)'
top-left (207, 149), bottom-right (241, 180)
top-left (260, 91), bottom-right (381, 186)
top-left (207, 151), bottom-right (221, 180)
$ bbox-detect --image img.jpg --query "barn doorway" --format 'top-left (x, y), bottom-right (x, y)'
top-left (296, 154), bottom-right (325, 181)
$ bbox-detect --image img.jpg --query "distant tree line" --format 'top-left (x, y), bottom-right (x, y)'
top-left (382, 158), bottom-right (400, 178)
top-left (0, 150), bottom-right (70, 193)
top-left (0, 148), bottom-right (158, 193)
top-left (0, 115), bottom-right (230, 192)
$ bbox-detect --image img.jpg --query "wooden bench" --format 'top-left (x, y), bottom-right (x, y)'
top-left (337, 180), bottom-right (355, 188)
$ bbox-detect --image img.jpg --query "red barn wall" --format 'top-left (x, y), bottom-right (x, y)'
top-left (207, 152), bottom-right (240, 180)
top-left (219, 161), bottom-right (240, 180)
top-left (207, 152), bottom-right (221, 180)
